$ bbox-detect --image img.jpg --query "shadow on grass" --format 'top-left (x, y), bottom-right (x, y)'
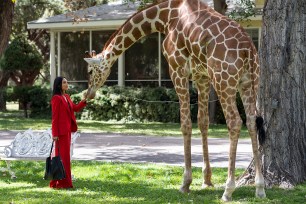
top-left (1, 161), bottom-right (305, 203)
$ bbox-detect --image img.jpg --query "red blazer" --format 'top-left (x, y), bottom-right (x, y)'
top-left (51, 94), bottom-right (86, 137)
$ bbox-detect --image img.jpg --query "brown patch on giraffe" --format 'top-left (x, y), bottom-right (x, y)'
top-left (155, 21), bottom-right (164, 32)
top-left (146, 6), bottom-right (157, 20)
top-left (235, 59), bottom-right (243, 69)
top-left (191, 43), bottom-right (200, 57)
top-left (228, 77), bottom-right (237, 87)
top-left (176, 21), bottom-right (184, 31)
top-left (112, 48), bottom-right (121, 56)
top-left (123, 22), bottom-right (133, 34)
top-left (170, 8), bottom-right (179, 19)
top-left (132, 27), bottom-right (142, 39)
top-left (222, 71), bottom-right (229, 80)
top-left (218, 20), bottom-right (230, 29)
top-left (159, 9), bottom-right (169, 23)
top-left (226, 50), bottom-right (238, 64)
top-left (216, 34), bottom-right (225, 44)
top-left (226, 38), bottom-right (239, 49)
top-left (176, 33), bottom-right (185, 49)
top-left (132, 14), bottom-right (143, 24)
top-left (208, 24), bottom-right (220, 37)
top-left (141, 21), bottom-right (152, 35)
top-left (214, 44), bottom-right (227, 61)
top-left (124, 37), bottom-right (133, 48)
top-left (228, 65), bottom-right (238, 75)
top-left (115, 35), bottom-right (123, 42)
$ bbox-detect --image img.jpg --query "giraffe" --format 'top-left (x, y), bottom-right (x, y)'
top-left (84, 0), bottom-right (266, 201)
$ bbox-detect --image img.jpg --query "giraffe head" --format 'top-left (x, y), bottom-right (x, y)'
top-left (84, 50), bottom-right (112, 99)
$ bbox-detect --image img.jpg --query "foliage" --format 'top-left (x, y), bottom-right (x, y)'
top-left (228, 0), bottom-right (256, 21)
top-left (12, 0), bottom-right (64, 38)
top-left (0, 36), bottom-right (43, 86)
top-left (70, 86), bottom-right (245, 124)
top-left (12, 86), bottom-right (33, 118)
top-left (0, 161), bottom-right (305, 203)
top-left (28, 86), bottom-right (51, 118)
top-left (63, 0), bottom-right (108, 11)
top-left (5, 86), bottom-right (51, 118)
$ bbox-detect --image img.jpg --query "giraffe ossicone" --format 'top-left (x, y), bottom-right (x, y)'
top-left (84, 0), bottom-right (266, 201)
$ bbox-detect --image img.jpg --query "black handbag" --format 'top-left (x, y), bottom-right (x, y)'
top-left (44, 140), bottom-right (66, 180)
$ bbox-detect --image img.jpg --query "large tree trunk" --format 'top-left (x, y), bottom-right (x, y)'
top-left (0, 0), bottom-right (14, 111)
top-left (241, 0), bottom-right (306, 188)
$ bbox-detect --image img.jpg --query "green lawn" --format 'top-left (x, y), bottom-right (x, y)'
top-left (0, 109), bottom-right (248, 138)
top-left (1, 106), bottom-right (305, 203)
top-left (1, 161), bottom-right (305, 204)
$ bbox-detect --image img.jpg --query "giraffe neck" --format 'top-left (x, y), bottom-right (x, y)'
top-left (101, 0), bottom-right (181, 66)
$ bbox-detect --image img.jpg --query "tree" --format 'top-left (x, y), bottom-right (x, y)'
top-left (0, 36), bottom-right (43, 116)
top-left (0, 36), bottom-right (43, 87)
top-left (0, 0), bottom-right (15, 111)
top-left (240, 0), bottom-right (306, 188)
top-left (12, 0), bottom-right (64, 62)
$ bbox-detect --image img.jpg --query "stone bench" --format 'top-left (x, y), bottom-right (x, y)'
top-left (0, 129), bottom-right (80, 179)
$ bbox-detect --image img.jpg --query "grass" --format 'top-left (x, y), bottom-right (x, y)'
top-left (1, 161), bottom-right (305, 204)
top-left (0, 105), bottom-right (248, 138)
top-left (1, 104), bottom-right (305, 203)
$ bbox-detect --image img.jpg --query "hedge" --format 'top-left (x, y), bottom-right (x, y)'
top-left (71, 86), bottom-right (246, 124)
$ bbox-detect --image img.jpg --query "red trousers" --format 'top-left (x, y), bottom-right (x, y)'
top-left (49, 132), bottom-right (73, 188)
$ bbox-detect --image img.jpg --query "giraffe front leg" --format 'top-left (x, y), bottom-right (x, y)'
top-left (179, 117), bottom-right (193, 193)
top-left (196, 78), bottom-right (213, 188)
top-left (200, 121), bottom-right (213, 189)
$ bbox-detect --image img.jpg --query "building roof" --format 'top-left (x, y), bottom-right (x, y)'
top-left (27, 0), bottom-right (260, 31)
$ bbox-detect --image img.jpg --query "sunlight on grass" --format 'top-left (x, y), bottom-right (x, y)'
top-left (0, 161), bottom-right (305, 203)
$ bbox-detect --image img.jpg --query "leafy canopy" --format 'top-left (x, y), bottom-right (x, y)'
top-left (0, 36), bottom-right (43, 72)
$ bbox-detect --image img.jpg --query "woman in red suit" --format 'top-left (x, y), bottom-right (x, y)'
top-left (50, 76), bottom-right (87, 189)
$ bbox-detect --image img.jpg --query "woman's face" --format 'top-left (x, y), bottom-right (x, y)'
top-left (61, 78), bottom-right (69, 92)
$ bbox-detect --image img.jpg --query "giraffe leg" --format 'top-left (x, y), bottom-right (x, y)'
top-left (219, 96), bottom-right (242, 202)
top-left (195, 78), bottom-right (213, 188)
top-left (239, 85), bottom-right (266, 198)
top-left (177, 86), bottom-right (193, 193)
top-left (170, 70), bottom-right (192, 193)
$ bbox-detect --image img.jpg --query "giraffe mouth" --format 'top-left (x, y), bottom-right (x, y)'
top-left (86, 87), bottom-right (96, 99)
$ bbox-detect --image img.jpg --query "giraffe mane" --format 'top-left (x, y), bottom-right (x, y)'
top-left (102, 0), bottom-right (170, 52)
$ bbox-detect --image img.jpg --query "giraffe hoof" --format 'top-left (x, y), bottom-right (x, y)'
top-left (256, 188), bottom-right (266, 198)
top-left (201, 183), bottom-right (214, 189)
top-left (179, 186), bottom-right (190, 194)
top-left (221, 195), bottom-right (232, 202)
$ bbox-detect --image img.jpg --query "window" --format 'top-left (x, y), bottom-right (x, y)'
top-left (245, 28), bottom-right (260, 50)
top-left (60, 32), bottom-right (89, 89)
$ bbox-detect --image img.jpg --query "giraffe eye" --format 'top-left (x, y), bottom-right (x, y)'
top-left (88, 70), bottom-right (93, 75)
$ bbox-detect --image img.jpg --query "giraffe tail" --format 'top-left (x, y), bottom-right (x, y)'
top-left (255, 116), bottom-right (266, 145)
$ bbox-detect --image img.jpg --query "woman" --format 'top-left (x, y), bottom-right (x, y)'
top-left (50, 76), bottom-right (87, 189)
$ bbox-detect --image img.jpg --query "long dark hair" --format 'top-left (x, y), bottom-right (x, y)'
top-left (52, 76), bottom-right (65, 96)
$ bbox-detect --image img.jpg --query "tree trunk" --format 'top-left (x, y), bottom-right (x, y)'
top-left (240, 0), bottom-right (306, 188)
top-left (213, 0), bottom-right (227, 15)
top-left (0, 0), bottom-right (15, 111)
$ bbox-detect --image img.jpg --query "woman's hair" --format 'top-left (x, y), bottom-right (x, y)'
top-left (52, 76), bottom-right (65, 96)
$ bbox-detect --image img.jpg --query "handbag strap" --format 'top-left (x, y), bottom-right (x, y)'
top-left (48, 140), bottom-right (61, 157)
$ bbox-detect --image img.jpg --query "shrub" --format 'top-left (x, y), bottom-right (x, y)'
top-left (28, 86), bottom-right (51, 118)
top-left (71, 86), bottom-right (245, 124)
